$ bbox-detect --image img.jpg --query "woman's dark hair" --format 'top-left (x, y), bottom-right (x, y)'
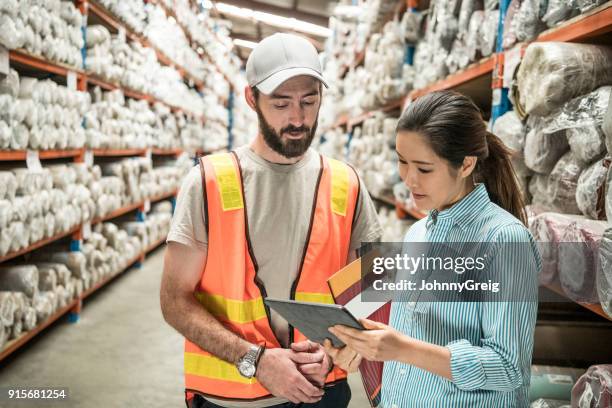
top-left (397, 90), bottom-right (527, 225)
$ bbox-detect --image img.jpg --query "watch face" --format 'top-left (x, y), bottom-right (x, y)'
top-left (239, 361), bottom-right (256, 378)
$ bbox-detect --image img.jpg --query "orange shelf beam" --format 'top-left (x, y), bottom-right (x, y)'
top-left (92, 148), bottom-right (147, 157)
top-left (537, 3), bottom-right (612, 42)
top-left (151, 148), bottom-right (184, 156)
top-left (149, 189), bottom-right (179, 203)
top-left (0, 149), bottom-right (85, 161)
top-left (410, 55), bottom-right (495, 99)
top-left (92, 201), bottom-right (144, 225)
top-left (9, 49), bottom-right (84, 78)
top-left (0, 299), bottom-right (79, 362)
top-left (543, 282), bottom-right (611, 322)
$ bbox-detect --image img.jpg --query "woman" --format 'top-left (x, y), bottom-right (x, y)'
top-left (325, 91), bottom-right (541, 407)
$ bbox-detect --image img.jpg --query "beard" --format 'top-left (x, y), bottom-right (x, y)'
top-left (255, 104), bottom-right (318, 159)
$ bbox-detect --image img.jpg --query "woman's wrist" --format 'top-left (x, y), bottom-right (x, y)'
top-left (393, 332), bottom-right (415, 364)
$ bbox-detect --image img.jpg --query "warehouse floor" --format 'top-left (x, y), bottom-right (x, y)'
top-left (0, 247), bottom-right (369, 408)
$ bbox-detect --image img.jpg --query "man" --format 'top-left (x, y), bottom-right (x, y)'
top-left (160, 33), bottom-right (382, 408)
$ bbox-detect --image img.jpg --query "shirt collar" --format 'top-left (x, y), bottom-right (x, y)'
top-left (426, 183), bottom-right (491, 231)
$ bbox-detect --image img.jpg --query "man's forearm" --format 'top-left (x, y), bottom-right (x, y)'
top-left (162, 293), bottom-right (252, 364)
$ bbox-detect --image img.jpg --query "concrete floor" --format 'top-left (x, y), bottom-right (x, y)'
top-left (0, 247), bottom-right (370, 408)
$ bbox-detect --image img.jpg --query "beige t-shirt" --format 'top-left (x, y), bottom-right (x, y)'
top-left (167, 145), bottom-right (382, 407)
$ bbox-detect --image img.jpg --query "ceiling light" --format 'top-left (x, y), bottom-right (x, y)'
top-left (215, 2), bottom-right (331, 38)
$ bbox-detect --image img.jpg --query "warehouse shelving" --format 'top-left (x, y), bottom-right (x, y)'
top-left (408, 55), bottom-right (496, 100)
top-left (333, 0), bottom-right (612, 326)
top-left (0, 149), bottom-right (85, 161)
top-left (333, 1), bottom-right (612, 135)
top-left (8, 49), bottom-right (85, 79)
top-left (537, 2), bottom-right (612, 42)
top-left (0, 148), bottom-right (192, 161)
top-left (150, 0), bottom-right (236, 89)
top-left (0, 227), bottom-right (82, 264)
top-left (338, 0), bottom-right (409, 79)
top-left (80, 254), bottom-right (143, 302)
top-left (7, 47), bottom-right (205, 121)
top-left (0, 189), bottom-right (178, 266)
top-left (87, 0), bottom-right (205, 89)
top-left (0, 234), bottom-right (169, 363)
top-left (0, 298), bottom-right (80, 362)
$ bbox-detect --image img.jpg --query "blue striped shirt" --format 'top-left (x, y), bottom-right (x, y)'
top-left (381, 184), bottom-right (541, 408)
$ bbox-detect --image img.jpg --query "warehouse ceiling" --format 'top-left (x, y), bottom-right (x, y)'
top-left (211, 0), bottom-right (337, 60)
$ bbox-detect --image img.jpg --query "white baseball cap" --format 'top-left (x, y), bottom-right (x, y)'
top-left (246, 33), bottom-right (328, 95)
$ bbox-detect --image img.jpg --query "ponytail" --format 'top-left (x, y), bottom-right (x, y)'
top-left (397, 91), bottom-right (527, 225)
top-left (479, 132), bottom-right (527, 225)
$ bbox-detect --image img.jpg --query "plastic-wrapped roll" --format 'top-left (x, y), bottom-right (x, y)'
top-left (32, 292), bottom-right (53, 322)
top-left (576, 159), bottom-right (607, 220)
top-left (542, 0), bottom-right (577, 27)
top-left (0, 225), bottom-right (11, 256)
top-left (558, 219), bottom-right (607, 303)
top-left (55, 285), bottom-right (68, 308)
top-left (466, 11), bottom-right (484, 63)
top-left (576, 0), bottom-right (607, 12)
top-left (13, 169), bottom-right (40, 196)
top-left (530, 213), bottom-right (581, 285)
top-left (524, 116), bottom-right (568, 174)
top-left (32, 251), bottom-right (87, 279)
top-left (0, 172), bottom-right (17, 201)
top-left (566, 125), bottom-right (606, 165)
top-left (548, 152), bottom-right (585, 214)
top-left (10, 222), bottom-right (28, 252)
top-left (11, 291), bottom-right (27, 322)
top-left (571, 365), bottom-right (612, 407)
top-left (0, 68), bottom-right (19, 97)
top-left (493, 110), bottom-right (526, 152)
top-left (605, 167), bottom-right (612, 222)
top-left (544, 87), bottom-right (611, 135)
top-left (598, 227), bottom-right (612, 318)
top-left (22, 306), bottom-right (37, 331)
top-left (514, 0), bottom-right (546, 42)
top-left (10, 123), bottom-right (29, 150)
top-left (0, 292), bottom-right (16, 326)
top-left (0, 120), bottom-right (10, 149)
top-left (0, 265), bottom-right (39, 297)
top-left (37, 266), bottom-right (58, 292)
top-left (478, 10), bottom-right (499, 57)
top-left (517, 43), bottom-right (612, 116)
top-left (152, 201), bottom-right (173, 214)
top-left (0, 200), bottom-right (12, 229)
top-left (10, 318), bottom-right (22, 340)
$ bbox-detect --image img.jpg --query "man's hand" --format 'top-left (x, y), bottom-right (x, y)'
top-left (323, 339), bottom-right (362, 373)
top-left (255, 348), bottom-right (325, 404)
top-left (291, 340), bottom-right (331, 387)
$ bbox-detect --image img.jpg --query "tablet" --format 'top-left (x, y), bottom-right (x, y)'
top-left (264, 298), bottom-right (364, 347)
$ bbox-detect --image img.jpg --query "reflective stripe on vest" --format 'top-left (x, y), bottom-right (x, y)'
top-left (184, 152), bottom-right (359, 401)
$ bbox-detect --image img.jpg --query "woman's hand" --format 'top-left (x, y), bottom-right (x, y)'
top-left (322, 339), bottom-right (362, 373)
top-left (328, 318), bottom-right (407, 362)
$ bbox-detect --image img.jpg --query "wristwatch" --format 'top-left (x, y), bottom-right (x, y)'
top-left (236, 345), bottom-right (265, 378)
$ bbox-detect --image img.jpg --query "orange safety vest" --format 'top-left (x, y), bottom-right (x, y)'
top-left (184, 151), bottom-right (360, 402)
